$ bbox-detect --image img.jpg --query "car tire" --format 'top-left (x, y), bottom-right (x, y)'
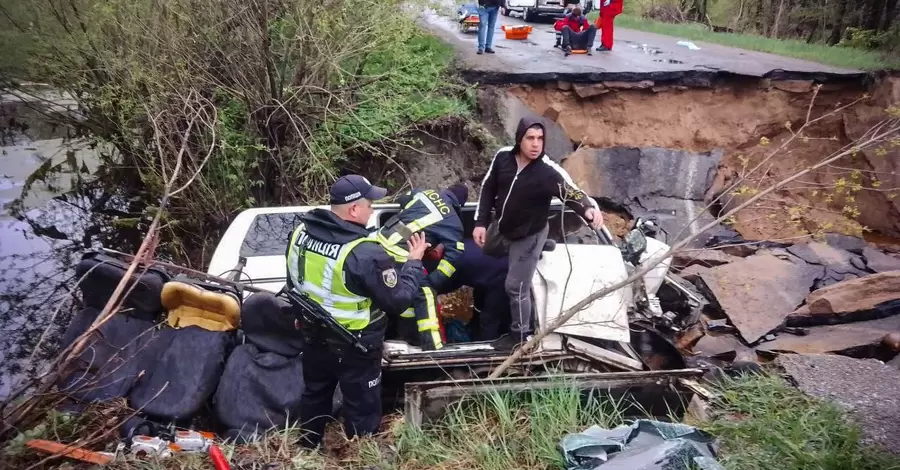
top-left (523, 7), bottom-right (537, 22)
top-left (501, 0), bottom-right (510, 16)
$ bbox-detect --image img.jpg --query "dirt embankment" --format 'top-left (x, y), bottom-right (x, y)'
top-left (505, 76), bottom-right (900, 243)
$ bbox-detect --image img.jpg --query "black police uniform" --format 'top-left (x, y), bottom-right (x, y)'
top-left (287, 180), bottom-right (425, 448)
top-left (435, 238), bottom-right (511, 341)
top-left (380, 188), bottom-right (466, 349)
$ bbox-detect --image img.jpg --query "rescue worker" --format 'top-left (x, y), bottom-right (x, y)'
top-left (375, 184), bottom-right (469, 351)
top-left (595, 0), bottom-right (622, 52)
top-left (434, 238), bottom-right (511, 341)
top-left (286, 174), bottom-right (429, 448)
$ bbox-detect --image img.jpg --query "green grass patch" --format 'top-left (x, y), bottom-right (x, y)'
top-left (388, 383), bottom-right (630, 470)
top-left (586, 13), bottom-right (900, 70)
top-left (704, 373), bottom-right (900, 470)
top-left (10, 374), bottom-right (898, 469)
top-left (315, 31), bottom-right (471, 158)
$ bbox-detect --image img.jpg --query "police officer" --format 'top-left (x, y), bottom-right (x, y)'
top-left (375, 184), bottom-right (468, 351)
top-left (286, 174), bottom-right (429, 448)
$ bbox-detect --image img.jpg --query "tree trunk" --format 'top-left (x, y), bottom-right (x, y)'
top-left (881, 0), bottom-right (899, 30)
top-left (772, 0), bottom-right (786, 38)
top-left (806, 21), bottom-right (819, 43)
top-left (865, 0), bottom-right (886, 30)
top-left (827, 0), bottom-right (847, 45)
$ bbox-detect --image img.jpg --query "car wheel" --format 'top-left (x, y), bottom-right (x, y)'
top-left (523, 7), bottom-right (537, 22)
top-left (501, 0), bottom-right (510, 16)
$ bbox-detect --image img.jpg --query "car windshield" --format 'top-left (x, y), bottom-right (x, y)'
top-left (240, 213), bottom-right (304, 257)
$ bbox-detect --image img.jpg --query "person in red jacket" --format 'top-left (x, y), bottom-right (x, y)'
top-left (595, 0), bottom-right (623, 51)
top-left (553, 6), bottom-right (597, 56)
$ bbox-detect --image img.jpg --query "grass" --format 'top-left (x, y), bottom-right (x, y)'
top-left (586, 13), bottom-right (900, 71)
top-left (704, 373), bottom-right (900, 470)
top-left (6, 373), bottom-right (900, 469)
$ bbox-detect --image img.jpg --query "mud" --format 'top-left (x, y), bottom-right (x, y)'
top-left (496, 75), bottom-right (900, 241)
top-left (345, 116), bottom-right (496, 200)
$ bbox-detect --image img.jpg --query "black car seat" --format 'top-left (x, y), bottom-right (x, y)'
top-left (213, 291), bottom-right (304, 443)
top-left (127, 278), bottom-right (239, 424)
top-left (58, 252), bottom-right (170, 403)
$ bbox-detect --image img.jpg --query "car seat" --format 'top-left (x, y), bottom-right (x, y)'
top-left (213, 292), bottom-right (304, 443)
top-left (58, 252), bottom-right (170, 403)
top-left (127, 277), bottom-right (239, 424)
top-left (554, 32), bottom-right (589, 54)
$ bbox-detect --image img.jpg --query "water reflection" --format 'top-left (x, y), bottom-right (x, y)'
top-left (0, 93), bottom-right (106, 399)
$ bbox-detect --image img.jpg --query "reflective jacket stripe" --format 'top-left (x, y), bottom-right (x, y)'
top-left (287, 226), bottom-right (378, 330)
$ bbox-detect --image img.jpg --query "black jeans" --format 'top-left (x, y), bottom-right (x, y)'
top-left (561, 25), bottom-right (598, 50)
top-left (299, 336), bottom-right (383, 447)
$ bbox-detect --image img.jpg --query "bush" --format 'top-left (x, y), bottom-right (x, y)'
top-left (1, 0), bottom-right (469, 262)
top-left (839, 27), bottom-right (900, 52)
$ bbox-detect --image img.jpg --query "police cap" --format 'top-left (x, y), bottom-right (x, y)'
top-left (330, 174), bottom-right (388, 204)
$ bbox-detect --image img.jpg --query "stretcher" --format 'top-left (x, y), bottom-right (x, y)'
top-left (554, 31), bottom-right (590, 55)
top-left (458, 14), bottom-right (479, 33)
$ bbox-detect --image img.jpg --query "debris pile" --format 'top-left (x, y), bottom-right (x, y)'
top-left (672, 234), bottom-right (900, 361)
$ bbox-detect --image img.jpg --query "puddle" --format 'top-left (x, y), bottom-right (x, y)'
top-left (625, 42), bottom-right (663, 55)
top-left (654, 59), bottom-right (685, 64)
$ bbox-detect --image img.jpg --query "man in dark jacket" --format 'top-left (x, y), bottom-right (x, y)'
top-left (435, 238), bottom-right (511, 341)
top-left (286, 174), bottom-right (429, 447)
top-left (477, 0), bottom-right (501, 55)
top-left (375, 184), bottom-right (468, 350)
top-left (474, 118), bottom-right (604, 351)
top-left (554, 6), bottom-right (597, 55)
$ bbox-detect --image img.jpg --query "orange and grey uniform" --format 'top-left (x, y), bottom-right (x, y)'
top-left (374, 188), bottom-right (465, 350)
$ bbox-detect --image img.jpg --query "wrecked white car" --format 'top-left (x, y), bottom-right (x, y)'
top-left (207, 199), bottom-right (696, 380)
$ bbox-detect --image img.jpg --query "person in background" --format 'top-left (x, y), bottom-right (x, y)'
top-left (477, 0), bottom-right (500, 55)
top-left (474, 117), bottom-right (604, 352)
top-left (595, 0), bottom-right (623, 51)
top-left (554, 6), bottom-right (598, 55)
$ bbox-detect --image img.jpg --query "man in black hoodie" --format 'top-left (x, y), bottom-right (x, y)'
top-left (286, 174), bottom-right (428, 447)
top-left (474, 117), bottom-right (604, 351)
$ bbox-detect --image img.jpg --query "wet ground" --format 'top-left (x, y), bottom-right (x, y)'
top-left (422, 8), bottom-right (865, 84)
top-left (777, 354), bottom-right (900, 455)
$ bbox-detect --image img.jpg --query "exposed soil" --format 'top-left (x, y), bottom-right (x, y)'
top-left (503, 75), bottom-right (900, 242)
top-left (346, 116), bottom-right (497, 202)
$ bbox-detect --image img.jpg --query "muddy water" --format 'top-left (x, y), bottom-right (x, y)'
top-left (0, 94), bottom-right (104, 400)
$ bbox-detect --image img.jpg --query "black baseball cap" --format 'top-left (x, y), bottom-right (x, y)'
top-left (329, 174), bottom-right (388, 204)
